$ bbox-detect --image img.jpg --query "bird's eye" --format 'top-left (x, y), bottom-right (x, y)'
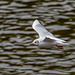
top-left (35, 41), bottom-right (36, 43)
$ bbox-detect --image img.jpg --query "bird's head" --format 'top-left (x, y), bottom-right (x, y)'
top-left (56, 41), bottom-right (69, 49)
top-left (30, 39), bottom-right (39, 45)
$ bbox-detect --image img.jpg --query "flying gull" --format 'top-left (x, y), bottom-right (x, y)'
top-left (31, 20), bottom-right (69, 49)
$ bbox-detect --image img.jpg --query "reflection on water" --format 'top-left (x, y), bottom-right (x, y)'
top-left (0, 0), bottom-right (75, 75)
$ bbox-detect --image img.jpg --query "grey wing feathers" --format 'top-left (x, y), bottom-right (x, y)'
top-left (43, 36), bottom-right (55, 42)
top-left (32, 20), bottom-right (54, 37)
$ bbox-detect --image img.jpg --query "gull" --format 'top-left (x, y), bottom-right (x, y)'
top-left (31, 20), bottom-right (69, 49)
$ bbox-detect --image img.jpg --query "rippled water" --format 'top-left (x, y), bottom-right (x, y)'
top-left (0, 0), bottom-right (75, 75)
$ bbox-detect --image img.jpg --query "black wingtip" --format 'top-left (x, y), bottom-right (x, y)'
top-left (35, 19), bottom-right (42, 25)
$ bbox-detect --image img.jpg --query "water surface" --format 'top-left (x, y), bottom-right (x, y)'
top-left (0, 0), bottom-right (75, 75)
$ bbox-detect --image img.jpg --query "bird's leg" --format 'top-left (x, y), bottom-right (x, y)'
top-left (56, 45), bottom-right (63, 49)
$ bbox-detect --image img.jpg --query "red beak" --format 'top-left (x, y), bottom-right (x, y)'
top-left (30, 43), bottom-right (34, 45)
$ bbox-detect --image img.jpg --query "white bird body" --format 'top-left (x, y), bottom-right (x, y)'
top-left (39, 39), bottom-right (55, 48)
top-left (31, 20), bottom-right (69, 49)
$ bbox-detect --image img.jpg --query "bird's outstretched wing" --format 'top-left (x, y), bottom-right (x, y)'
top-left (43, 36), bottom-right (66, 43)
top-left (43, 36), bottom-right (56, 42)
top-left (32, 20), bottom-right (54, 37)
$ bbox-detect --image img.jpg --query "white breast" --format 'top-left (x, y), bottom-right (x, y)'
top-left (39, 41), bottom-right (55, 48)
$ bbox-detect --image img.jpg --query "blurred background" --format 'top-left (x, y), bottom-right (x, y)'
top-left (0, 0), bottom-right (75, 75)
